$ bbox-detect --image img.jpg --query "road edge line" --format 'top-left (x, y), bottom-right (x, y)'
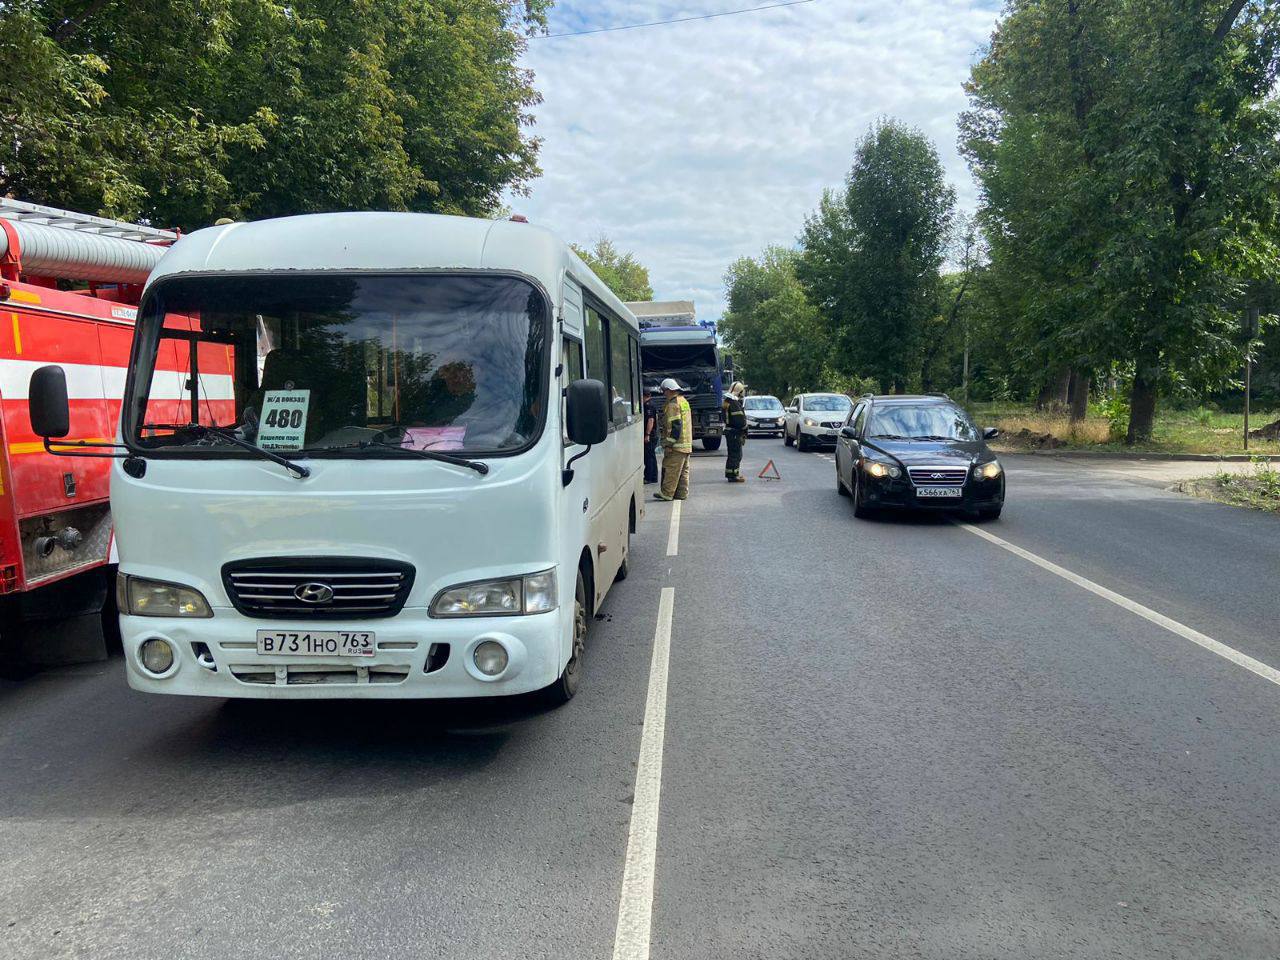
top-left (611, 587), bottom-right (676, 960)
top-left (957, 522), bottom-right (1280, 688)
top-left (666, 500), bottom-right (681, 557)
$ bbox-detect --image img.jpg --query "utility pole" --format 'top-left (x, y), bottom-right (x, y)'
top-left (1244, 307), bottom-right (1258, 451)
top-left (962, 317), bottom-right (970, 405)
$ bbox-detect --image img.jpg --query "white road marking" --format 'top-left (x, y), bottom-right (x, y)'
top-left (958, 523), bottom-right (1280, 688)
top-left (666, 500), bottom-right (681, 557)
top-left (611, 587), bottom-right (676, 960)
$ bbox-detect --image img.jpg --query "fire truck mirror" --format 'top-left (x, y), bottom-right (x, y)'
top-left (29, 365), bottom-right (71, 439)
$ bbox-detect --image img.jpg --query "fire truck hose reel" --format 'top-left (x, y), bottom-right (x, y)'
top-left (0, 220), bottom-right (165, 284)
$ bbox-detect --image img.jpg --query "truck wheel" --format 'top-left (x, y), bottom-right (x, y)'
top-left (543, 570), bottom-right (586, 706)
top-left (702, 436), bottom-right (722, 451)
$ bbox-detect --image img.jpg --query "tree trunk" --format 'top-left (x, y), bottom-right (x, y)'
top-left (1068, 368), bottom-right (1089, 423)
top-left (1036, 365), bottom-right (1071, 410)
top-left (1126, 351), bottom-right (1159, 445)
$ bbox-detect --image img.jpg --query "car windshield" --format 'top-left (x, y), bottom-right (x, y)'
top-left (124, 273), bottom-right (548, 457)
top-left (744, 396), bottom-right (782, 411)
top-left (802, 395), bottom-right (852, 412)
top-left (868, 403), bottom-right (979, 441)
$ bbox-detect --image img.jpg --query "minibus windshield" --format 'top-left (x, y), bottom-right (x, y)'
top-left (125, 273), bottom-right (549, 457)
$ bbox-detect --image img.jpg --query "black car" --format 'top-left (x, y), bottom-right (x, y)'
top-left (834, 395), bottom-right (1005, 520)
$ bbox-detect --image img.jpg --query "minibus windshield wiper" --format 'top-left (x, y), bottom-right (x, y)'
top-left (335, 440), bottom-right (490, 476)
top-left (141, 423), bottom-right (310, 479)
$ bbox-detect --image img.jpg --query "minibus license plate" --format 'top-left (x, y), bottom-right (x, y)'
top-left (256, 630), bottom-right (375, 657)
top-left (916, 487), bottom-right (962, 498)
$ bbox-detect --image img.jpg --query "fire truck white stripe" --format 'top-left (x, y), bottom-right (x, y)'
top-left (0, 358), bottom-right (233, 402)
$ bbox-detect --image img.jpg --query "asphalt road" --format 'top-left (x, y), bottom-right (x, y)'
top-left (2, 443), bottom-right (1278, 959)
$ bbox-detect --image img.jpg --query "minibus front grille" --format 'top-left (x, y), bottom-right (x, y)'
top-left (229, 664), bottom-right (411, 686)
top-left (222, 558), bottom-right (415, 619)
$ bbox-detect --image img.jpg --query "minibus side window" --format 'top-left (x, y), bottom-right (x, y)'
top-left (629, 337), bottom-right (641, 416)
top-left (608, 316), bottom-right (633, 425)
top-left (584, 306), bottom-right (608, 391)
top-left (562, 337), bottom-right (584, 444)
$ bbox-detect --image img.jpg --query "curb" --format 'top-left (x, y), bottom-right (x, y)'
top-left (991, 448), bottom-right (1280, 463)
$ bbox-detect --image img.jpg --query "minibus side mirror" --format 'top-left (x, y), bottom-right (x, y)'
top-left (567, 378), bottom-right (609, 446)
top-left (29, 365), bottom-right (70, 439)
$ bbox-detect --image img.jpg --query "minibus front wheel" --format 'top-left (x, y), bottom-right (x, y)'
top-left (543, 570), bottom-right (586, 706)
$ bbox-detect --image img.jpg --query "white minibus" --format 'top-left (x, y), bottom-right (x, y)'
top-left (28, 213), bottom-right (645, 704)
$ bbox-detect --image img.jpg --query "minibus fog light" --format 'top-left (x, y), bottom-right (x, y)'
top-left (139, 638), bottom-right (175, 675)
top-left (473, 640), bottom-right (509, 677)
top-left (121, 575), bottom-right (212, 618)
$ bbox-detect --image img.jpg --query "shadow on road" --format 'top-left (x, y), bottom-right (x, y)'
top-left (0, 660), bottom-right (562, 819)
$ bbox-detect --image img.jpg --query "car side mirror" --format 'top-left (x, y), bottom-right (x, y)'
top-left (566, 378), bottom-right (609, 445)
top-left (983, 427), bottom-right (1000, 440)
top-left (29, 365), bottom-right (70, 439)
top-left (840, 426), bottom-right (859, 440)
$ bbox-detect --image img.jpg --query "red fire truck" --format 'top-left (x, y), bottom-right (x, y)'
top-left (0, 198), bottom-right (177, 670)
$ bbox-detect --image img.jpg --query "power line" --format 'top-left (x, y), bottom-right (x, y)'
top-left (532, 0), bottom-right (817, 40)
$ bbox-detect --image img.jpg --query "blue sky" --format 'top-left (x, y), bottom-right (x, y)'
top-left (507, 1), bottom-right (1004, 319)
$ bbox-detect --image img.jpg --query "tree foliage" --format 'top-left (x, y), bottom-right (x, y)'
top-left (963, 0), bottom-right (1280, 441)
top-left (0, 1), bottom-right (549, 230)
top-left (572, 237), bottom-right (655, 302)
top-left (797, 119), bottom-right (955, 392)
top-left (720, 247), bottom-right (829, 399)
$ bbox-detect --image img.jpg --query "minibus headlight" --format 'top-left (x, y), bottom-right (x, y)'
top-left (120, 575), bottom-right (212, 618)
top-left (523, 569), bottom-right (558, 613)
top-left (431, 569), bottom-right (558, 618)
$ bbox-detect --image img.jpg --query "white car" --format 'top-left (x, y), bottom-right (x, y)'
top-left (743, 395), bottom-right (786, 437)
top-left (784, 392), bottom-right (855, 451)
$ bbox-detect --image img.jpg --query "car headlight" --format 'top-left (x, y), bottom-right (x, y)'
top-left (975, 460), bottom-right (1003, 480)
top-left (803, 417), bottom-right (816, 427)
top-left (431, 569), bottom-right (558, 618)
top-left (775, 418), bottom-right (784, 426)
top-left (864, 461), bottom-right (901, 479)
top-left (118, 574), bottom-right (212, 617)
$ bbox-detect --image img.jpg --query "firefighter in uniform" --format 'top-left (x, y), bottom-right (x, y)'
top-left (723, 381), bottom-right (748, 482)
top-left (655, 378), bottom-right (693, 501)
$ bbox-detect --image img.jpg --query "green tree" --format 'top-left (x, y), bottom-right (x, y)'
top-left (798, 119), bottom-right (956, 392)
top-left (721, 247), bottom-right (828, 398)
top-left (572, 237), bottom-right (655, 302)
top-left (0, 1), bottom-right (549, 230)
top-left (963, 0), bottom-right (1280, 442)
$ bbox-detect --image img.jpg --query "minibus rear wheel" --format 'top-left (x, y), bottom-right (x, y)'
top-left (544, 570), bottom-right (586, 706)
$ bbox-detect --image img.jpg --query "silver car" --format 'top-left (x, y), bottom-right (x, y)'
top-left (743, 395), bottom-right (786, 437)
top-left (784, 393), bottom-right (854, 451)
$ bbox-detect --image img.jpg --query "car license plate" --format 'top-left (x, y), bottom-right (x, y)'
top-left (255, 630), bottom-right (375, 657)
top-left (916, 487), bottom-right (962, 499)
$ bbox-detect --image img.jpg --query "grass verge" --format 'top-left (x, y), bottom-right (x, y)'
top-left (967, 403), bottom-right (1280, 456)
top-left (1178, 461), bottom-right (1280, 513)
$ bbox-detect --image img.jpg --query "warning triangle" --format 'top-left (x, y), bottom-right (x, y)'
top-left (757, 459), bottom-right (781, 480)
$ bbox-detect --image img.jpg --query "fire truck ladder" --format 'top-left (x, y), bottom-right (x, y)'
top-left (0, 198), bottom-right (178, 285)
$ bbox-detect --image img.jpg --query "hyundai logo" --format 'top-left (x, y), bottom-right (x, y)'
top-left (294, 582), bottom-right (335, 604)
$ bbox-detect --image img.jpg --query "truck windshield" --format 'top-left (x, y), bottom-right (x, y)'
top-left (125, 273), bottom-right (548, 457)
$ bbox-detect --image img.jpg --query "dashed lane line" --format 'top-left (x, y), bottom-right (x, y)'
top-left (957, 522), bottom-right (1280, 688)
top-left (611, 587), bottom-right (676, 960)
top-left (666, 500), bottom-right (681, 557)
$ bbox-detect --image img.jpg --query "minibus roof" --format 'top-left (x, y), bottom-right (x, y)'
top-left (148, 212), bottom-right (638, 329)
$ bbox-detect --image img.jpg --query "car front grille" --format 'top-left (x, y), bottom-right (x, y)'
top-left (907, 466), bottom-right (969, 487)
top-left (820, 421), bottom-right (843, 429)
top-left (222, 558), bottom-right (415, 619)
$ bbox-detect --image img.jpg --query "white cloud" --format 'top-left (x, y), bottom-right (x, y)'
top-left (508, 0), bottom-right (1003, 318)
